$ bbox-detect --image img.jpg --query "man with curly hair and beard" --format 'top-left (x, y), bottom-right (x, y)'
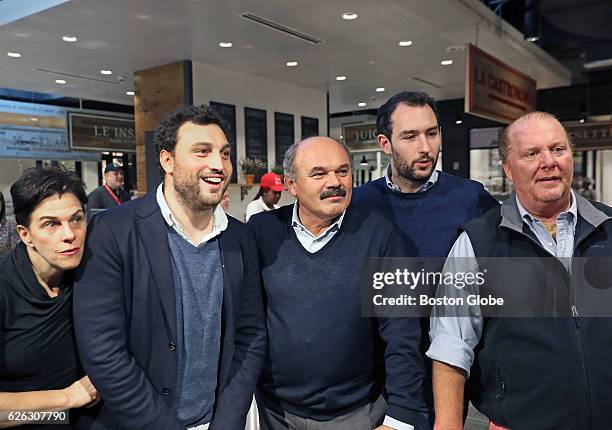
top-left (74, 105), bottom-right (266, 430)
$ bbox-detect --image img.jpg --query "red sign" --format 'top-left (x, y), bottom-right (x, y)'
top-left (465, 44), bottom-right (537, 124)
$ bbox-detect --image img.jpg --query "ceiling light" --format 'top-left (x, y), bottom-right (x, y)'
top-left (286, 61), bottom-right (298, 67)
top-left (7, 52), bottom-right (21, 58)
top-left (441, 60), bottom-right (454, 66)
top-left (342, 12), bottom-right (358, 20)
top-left (358, 102), bottom-right (367, 107)
top-left (30, 117), bottom-right (39, 122)
top-left (456, 119), bottom-right (463, 125)
top-left (126, 91), bottom-right (135, 96)
top-left (100, 69), bottom-right (113, 75)
top-left (526, 36), bottom-right (539, 42)
top-left (55, 79), bottom-right (66, 84)
top-left (219, 42), bottom-right (232, 48)
top-left (360, 155), bottom-right (368, 166)
top-left (336, 76), bottom-right (346, 81)
top-left (579, 118), bottom-right (586, 124)
top-left (62, 35), bottom-right (78, 43)
top-left (398, 41), bottom-right (413, 47)
top-left (376, 87), bottom-right (385, 92)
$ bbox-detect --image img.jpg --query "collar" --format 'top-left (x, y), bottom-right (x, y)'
top-left (516, 190), bottom-right (578, 232)
top-left (384, 164), bottom-right (438, 193)
top-left (156, 183), bottom-right (228, 246)
top-left (291, 201), bottom-right (346, 238)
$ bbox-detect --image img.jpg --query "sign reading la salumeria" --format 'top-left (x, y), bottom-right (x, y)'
top-left (68, 112), bottom-right (135, 152)
top-left (465, 43), bottom-right (537, 124)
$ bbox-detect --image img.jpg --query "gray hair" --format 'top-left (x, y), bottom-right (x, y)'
top-left (283, 137), bottom-right (350, 180)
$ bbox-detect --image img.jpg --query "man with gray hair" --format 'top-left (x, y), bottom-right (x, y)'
top-left (429, 111), bottom-right (612, 429)
top-left (249, 136), bottom-right (429, 430)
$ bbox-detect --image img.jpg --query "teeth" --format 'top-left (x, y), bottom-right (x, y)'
top-left (205, 177), bottom-right (222, 184)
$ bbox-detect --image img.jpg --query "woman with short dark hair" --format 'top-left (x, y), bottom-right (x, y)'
top-left (0, 167), bottom-right (98, 428)
top-left (0, 191), bottom-right (20, 257)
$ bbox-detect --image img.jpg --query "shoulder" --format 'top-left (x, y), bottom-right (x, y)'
top-left (87, 186), bottom-right (105, 198)
top-left (352, 178), bottom-right (386, 201)
top-left (438, 172), bottom-right (487, 193)
top-left (248, 204), bottom-right (292, 229)
top-left (344, 203), bottom-right (396, 235)
top-left (590, 200), bottom-right (612, 216)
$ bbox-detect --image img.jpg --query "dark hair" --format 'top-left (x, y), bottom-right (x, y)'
top-left (10, 167), bottom-right (87, 227)
top-left (154, 104), bottom-right (228, 173)
top-left (0, 191), bottom-right (6, 225)
top-left (252, 187), bottom-right (271, 202)
top-left (376, 91), bottom-right (440, 139)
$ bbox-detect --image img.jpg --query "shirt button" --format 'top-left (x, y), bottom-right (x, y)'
top-left (161, 387), bottom-right (172, 395)
top-left (168, 342), bottom-right (176, 351)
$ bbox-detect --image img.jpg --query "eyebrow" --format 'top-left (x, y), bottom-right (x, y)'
top-left (191, 142), bottom-right (232, 151)
top-left (308, 163), bottom-right (350, 174)
top-left (38, 209), bottom-right (84, 221)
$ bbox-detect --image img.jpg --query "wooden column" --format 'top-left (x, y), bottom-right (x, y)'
top-left (133, 60), bottom-right (192, 194)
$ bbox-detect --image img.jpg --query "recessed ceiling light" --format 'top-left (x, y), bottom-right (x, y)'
top-left (7, 52), bottom-right (21, 58)
top-left (30, 117), bottom-right (39, 122)
top-left (526, 36), bottom-right (539, 42)
top-left (336, 76), bottom-right (347, 81)
top-left (55, 79), bottom-right (66, 84)
top-left (126, 91), bottom-right (135, 96)
top-left (358, 102), bottom-right (367, 107)
top-left (579, 118), bottom-right (585, 124)
top-left (376, 87), bottom-right (385, 92)
top-left (455, 119), bottom-right (463, 125)
top-left (398, 40), bottom-right (413, 47)
top-left (342, 12), bottom-right (358, 20)
top-left (62, 35), bottom-right (78, 43)
top-left (100, 69), bottom-right (113, 75)
top-left (219, 42), bottom-right (232, 48)
top-left (441, 60), bottom-right (454, 66)
top-left (286, 61), bottom-right (298, 67)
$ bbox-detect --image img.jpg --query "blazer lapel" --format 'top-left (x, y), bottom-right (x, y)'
top-left (135, 192), bottom-right (177, 341)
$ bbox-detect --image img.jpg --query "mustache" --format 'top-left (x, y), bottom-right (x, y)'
top-left (320, 187), bottom-right (347, 200)
top-left (413, 156), bottom-right (435, 165)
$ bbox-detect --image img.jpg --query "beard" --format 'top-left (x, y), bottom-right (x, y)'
top-left (173, 168), bottom-right (225, 212)
top-left (391, 146), bottom-right (437, 183)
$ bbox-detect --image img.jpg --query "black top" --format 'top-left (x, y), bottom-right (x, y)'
top-left (87, 185), bottom-right (130, 211)
top-left (0, 243), bottom-right (93, 429)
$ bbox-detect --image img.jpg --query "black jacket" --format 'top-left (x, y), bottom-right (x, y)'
top-left (73, 191), bottom-right (266, 430)
top-left (462, 194), bottom-right (612, 430)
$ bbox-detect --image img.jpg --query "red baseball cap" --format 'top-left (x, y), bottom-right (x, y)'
top-left (260, 172), bottom-right (284, 191)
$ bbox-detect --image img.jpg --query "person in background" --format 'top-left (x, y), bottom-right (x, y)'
top-left (0, 167), bottom-right (98, 428)
top-left (0, 191), bottom-right (20, 256)
top-left (87, 163), bottom-right (130, 211)
top-left (245, 172), bottom-right (283, 221)
top-left (220, 190), bottom-right (230, 212)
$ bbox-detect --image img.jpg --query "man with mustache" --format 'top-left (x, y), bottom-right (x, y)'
top-left (248, 136), bottom-right (429, 430)
top-left (351, 91), bottom-right (499, 422)
top-left (429, 112), bottom-right (612, 430)
top-left (73, 105), bottom-right (266, 430)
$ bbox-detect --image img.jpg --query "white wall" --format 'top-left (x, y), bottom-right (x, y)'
top-left (192, 61), bottom-right (327, 181)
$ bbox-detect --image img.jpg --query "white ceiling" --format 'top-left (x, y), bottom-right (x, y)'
top-left (0, 0), bottom-right (571, 114)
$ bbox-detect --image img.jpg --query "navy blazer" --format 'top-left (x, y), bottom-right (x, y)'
top-left (73, 191), bottom-right (266, 430)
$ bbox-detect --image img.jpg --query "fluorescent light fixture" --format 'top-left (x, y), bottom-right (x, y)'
top-left (376, 87), bottom-right (385, 92)
top-left (286, 61), bottom-right (298, 67)
top-left (219, 42), bottom-right (232, 48)
top-left (342, 12), bottom-right (358, 20)
top-left (336, 76), bottom-right (346, 81)
top-left (62, 35), bottom-right (77, 42)
top-left (441, 60), bottom-right (453, 66)
top-left (398, 40), bottom-right (413, 47)
top-left (55, 79), bottom-right (66, 84)
top-left (357, 102), bottom-right (367, 107)
top-left (583, 58), bottom-right (612, 70)
top-left (126, 91), bottom-right (135, 96)
top-left (7, 52), bottom-right (21, 58)
top-left (100, 69), bottom-right (113, 75)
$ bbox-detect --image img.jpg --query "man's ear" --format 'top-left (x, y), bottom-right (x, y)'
top-left (377, 134), bottom-right (392, 156)
top-left (159, 150), bottom-right (174, 174)
top-left (285, 175), bottom-right (298, 198)
top-left (502, 161), bottom-right (513, 183)
top-left (16, 224), bottom-right (32, 247)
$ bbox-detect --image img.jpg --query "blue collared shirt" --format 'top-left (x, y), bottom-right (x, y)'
top-left (385, 164), bottom-right (439, 193)
top-left (290, 202), bottom-right (345, 253)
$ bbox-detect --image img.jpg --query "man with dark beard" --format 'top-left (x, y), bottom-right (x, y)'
top-left (73, 105), bottom-right (266, 430)
top-left (249, 137), bottom-right (429, 430)
top-left (351, 91), bottom-right (499, 422)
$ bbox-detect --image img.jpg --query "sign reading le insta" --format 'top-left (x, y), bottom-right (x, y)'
top-left (68, 112), bottom-right (135, 152)
top-left (465, 43), bottom-right (537, 124)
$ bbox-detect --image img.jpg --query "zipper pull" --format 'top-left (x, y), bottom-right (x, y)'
top-left (572, 305), bottom-right (579, 317)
